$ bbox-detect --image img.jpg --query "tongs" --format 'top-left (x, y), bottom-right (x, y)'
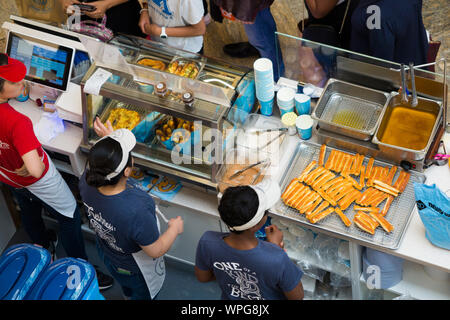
top-left (228, 159), bottom-right (269, 180)
top-left (246, 127), bottom-right (288, 134)
top-left (432, 141), bottom-right (449, 166)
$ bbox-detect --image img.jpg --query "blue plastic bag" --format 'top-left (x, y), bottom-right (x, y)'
top-left (132, 112), bottom-right (162, 144)
top-left (413, 183), bottom-right (450, 250)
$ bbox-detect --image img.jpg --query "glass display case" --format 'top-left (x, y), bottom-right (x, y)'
top-left (80, 35), bottom-right (256, 188)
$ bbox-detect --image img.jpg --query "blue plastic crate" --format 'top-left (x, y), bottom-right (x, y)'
top-left (0, 244), bottom-right (52, 300)
top-left (27, 258), bottom-right (104, 300)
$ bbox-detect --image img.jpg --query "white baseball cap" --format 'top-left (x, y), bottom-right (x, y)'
top-left (228, 178), bottom-right (281, 231)
top-left (97, 129), bottom-right (136, 180)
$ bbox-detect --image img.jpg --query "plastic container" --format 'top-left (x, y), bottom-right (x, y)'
top-left (0, 244), bottom-right (52, 300)
top-left (362, 248), bottom-right (404, 289)
top-left (281, 112), bottom-right (298, 135)
top-left (295, 93), bottom-right (311, 115)
top-left (277, 87), bottom-right (295, 116)
top-left (26, 258), bottom-right (104, 300)
top-left (215, 147), bottom-right (271, 194)
top-left (296, 114), bottom-right (314, 140)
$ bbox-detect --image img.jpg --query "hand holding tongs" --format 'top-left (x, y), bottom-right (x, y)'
top-left (229, 159), bottom-right (269, 180)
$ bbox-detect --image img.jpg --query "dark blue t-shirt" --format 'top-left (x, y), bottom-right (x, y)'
top-left (196, 231), bottom-right (303, 300)
top-left (79, 172), bottom-right (159, 273)
top-left (350, 0), bottom-right (428, 65)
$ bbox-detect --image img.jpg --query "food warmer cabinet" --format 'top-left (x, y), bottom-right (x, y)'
top-left (79, 35), bottom-right (256, 188)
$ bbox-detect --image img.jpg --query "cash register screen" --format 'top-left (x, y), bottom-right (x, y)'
top-left (6, 32), bottom-right (74, 91)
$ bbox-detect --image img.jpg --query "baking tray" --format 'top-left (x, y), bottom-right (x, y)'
top-left (99, 99), bottom-right (150, 128)
top-left (167, 56), bottom-right (204, 79)
top-left (312, 79), bottom-right (390, 141)
top-left (271, 141), bottom-right (426, 250)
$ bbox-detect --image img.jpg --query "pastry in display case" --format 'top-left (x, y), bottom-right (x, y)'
top-left (80, 36), bottom-right (256, 188)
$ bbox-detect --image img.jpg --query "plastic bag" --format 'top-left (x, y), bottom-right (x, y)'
top-left (132, 112), bottom-right (162, 144)
top-left (34, 111), bottom-right (65, 143)
top-left (413, 183), bottom-right (450, 250)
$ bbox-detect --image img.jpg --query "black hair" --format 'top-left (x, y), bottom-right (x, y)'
top-left (86, 137), bottom-right (133, 188)
top-left (0, 53), bottom-right (8, 93)
top-left (218, 186), bottom-right (259, 234)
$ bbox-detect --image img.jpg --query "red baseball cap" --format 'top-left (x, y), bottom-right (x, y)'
top-left (0, 55), bottom-right (27, 83)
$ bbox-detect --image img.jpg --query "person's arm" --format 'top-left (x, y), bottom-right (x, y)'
top-left (17, 149), bottom-right (45, 178)
top-left (284, 281), bottom-right (304, 300)
top-left (143, 18), bottom-right (206, 38)
top-left (305, 0), bottom-right (339, 19)
top-left (194, 266), bottom-right (216, 282)
top-left (265, 225), bottom-right (284, 249)
top-left (84, 0), bottom-right (130, 19)
top-left (139, 216), bottom-right (183, 258)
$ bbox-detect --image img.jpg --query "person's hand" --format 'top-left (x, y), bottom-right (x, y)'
top-left (83, 1), bottom-right (109, 19)
top-left (168, 216), bottom-right (184, 235)
top-left (138, 10), bottom-right (151, 35)
top-left (93, 116), bottom-right (113, 137)
top-left (14, 164), bottom-right (30, 177)
top-left (61, 0), bottom-right (81, 14)
top-left (265, 225), bottom-right (284, 249)
top-left (144, 24), bottom-right (162, 37)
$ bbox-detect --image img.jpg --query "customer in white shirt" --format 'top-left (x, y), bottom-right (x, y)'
top-left (138, 0), bottom-right (206, 54)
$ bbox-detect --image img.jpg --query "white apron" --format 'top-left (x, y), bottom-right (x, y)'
top-left (0, 155), bottom-right (76, 218)
top-left (131, 213), bottom-right (166, 299)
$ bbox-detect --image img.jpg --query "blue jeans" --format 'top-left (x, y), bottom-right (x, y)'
top-left (244, 8), bottom-right (285, 81)
top-left (9, 186), bottom-right (88, 260)
top-left (96, 240), bottom-right (153, 300)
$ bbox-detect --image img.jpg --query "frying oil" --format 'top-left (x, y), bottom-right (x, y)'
top-left (332, 110), bottom-right (365, 130)
top-left (380, 106), bottom-right (436, 150)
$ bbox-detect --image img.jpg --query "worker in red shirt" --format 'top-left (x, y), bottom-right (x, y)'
top-left (0, 53), bottom-right (112, 290)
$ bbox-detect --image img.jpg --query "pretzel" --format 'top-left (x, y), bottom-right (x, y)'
top-left (302, 196), bottom-right (322, 215)
top-left (354, 154), bottom-right (364, 176)
top-left (311, 171), bottom-right (335, 190)
top-left (305, 198), bottom-right (323, 216)
top-left (318, 144), bottom-right (327, 167)
top-left (339, 189), bottom-right (361, 210)
top-left (365, 157), bottom-right (374, 181)
top-left (291, 187), bottom-right (313, 209)
top-left (359, 166), bottom-right (366, 189)
top-left (317, 189), bottom-right (337, 206)
top-left (304, 167), bottom-right (327, 185)
top-left (354, 211), bottom-right (379, 234)
top-left (340, 154), bottom-right (352, 176)
top-left (320, 177), bottom-right (345, 192)
top-left (332, 151), bottom-right (343, 173)
top-left (354, 206), bottom-right (380, 213)
top-left (335, 207), bottom-right (352, 227)
top-left (307, 201), bottom-right (329, 219)
top-left (299, 192), bottom-right (321, 214)
top-left (343, 174), bottom-right (363, 190)
top-left (285, 184), bottom-right (308, 206)
top-left (298, 161), bottom-right (317, 182)
top-left (282, 182), bottom-right (304, 203)
top-left (380, 195), bottom-right (394, 216)
top-left (324, 150), bottom-right (336, 170)
top-left (281, 180), bottom-right (301, 200)
top-left (385, 165), bottom-right (398, 185)
top-left (309, 207), bottom-right (335, 224)
top-left (368, 211), bottom-right (394, 233)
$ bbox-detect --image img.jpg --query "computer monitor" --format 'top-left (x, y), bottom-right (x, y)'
top-left (6, 31), bottom-right (74, 92)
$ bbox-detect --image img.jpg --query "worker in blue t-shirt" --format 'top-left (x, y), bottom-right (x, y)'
top-left (195, 180), bottom-right (304, 300)
top-left (79, 119), bottom-right (184, 300)
top-left (350, 0), bottom-right (428, 65)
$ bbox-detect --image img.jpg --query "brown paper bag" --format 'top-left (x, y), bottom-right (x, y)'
top-left (15, 0), bottom-right (65, 25)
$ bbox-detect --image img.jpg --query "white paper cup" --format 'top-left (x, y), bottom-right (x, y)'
top-left (254, 58), bottom-right (275, 102)
top-left (295, 93), bottom-right (311, 115)
top-left (296, 114), bottom-right (314, 140)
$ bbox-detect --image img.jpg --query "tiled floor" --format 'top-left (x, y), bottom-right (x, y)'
top-left (0, 0), bottom-right (448, 73)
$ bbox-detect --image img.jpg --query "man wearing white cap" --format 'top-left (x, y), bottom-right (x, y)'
top-left (195, 180), bottom-right (304, 300)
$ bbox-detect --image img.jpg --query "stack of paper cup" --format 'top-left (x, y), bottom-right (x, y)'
top-left (277, 87), bottom-right (296, 116)
top-left (254, 58), bottom-right (275, 116)
top-left (295, 93), bottom-right (311, 115)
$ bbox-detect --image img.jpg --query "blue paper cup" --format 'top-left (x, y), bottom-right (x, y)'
top-left (295, 93), bottom-right (311, 115)
top-left (296, 114), bottom-right (314, 140)
top-left (259, 98), bottom-right (274, 116)
top-left (277, 87), bottom-right (295, 116)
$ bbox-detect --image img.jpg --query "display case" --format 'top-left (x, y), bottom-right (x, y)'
top-left (80, 35), bottom-right (256, 188)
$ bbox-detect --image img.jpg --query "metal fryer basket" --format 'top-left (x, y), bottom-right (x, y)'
top-left (270, 141), bottom-right (426, 250)
top-left (312, 79), bottom-right (390, 141)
